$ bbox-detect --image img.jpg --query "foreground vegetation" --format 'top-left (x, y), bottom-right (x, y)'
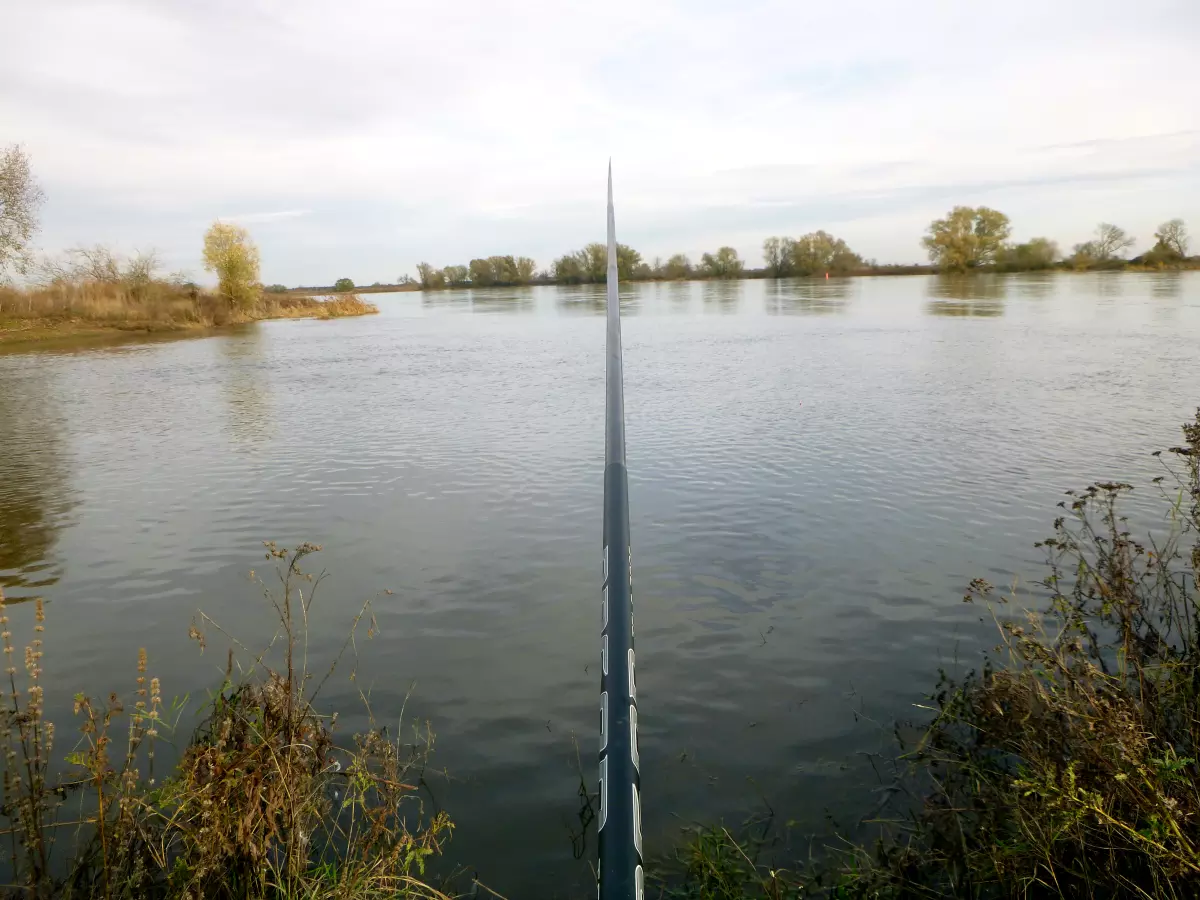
top-left (0, 542), bottom-right (451, 898)
top-left (664, 411), bottom-right (1200, 898)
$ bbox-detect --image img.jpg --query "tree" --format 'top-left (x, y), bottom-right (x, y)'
top-left (663, 253), bottom-right (693, 280)
top-left (615, 244), bottom-right (641, 282)
top-left (1153, 219), bottom-right (1188, 258)
top-left (701, 247), bottom-right (743, 279)
top-left (922, 206), bottom-right (1012, 271)
top-left (552, 254), bottom-right (584, 283)
top-left (442, 264), bottom-right (470, 287)
top-left (202, 222), bottom-right (261, 310)
top-left (333, 277), bottom-right (355, 292)
top-left (515, 256), bottom-right (537, 284)
top-left (555, 243), bottom-right (642, 283)
top-left (762, 237), bottom-right (797, 277)
top-left (1069, 242), bottom-right (1099, 270)
top-left (488, 256), bottom-right (517, 285)
top-left (468, 258), bottom-right (494, 287)
top-left (995, 237), bottom-right (1059, 271)
top-left (791, 231), bottom-right (862, 275)
top-left (580, 243), bottom-right (607, 282)
top-left (1092, 223), bottom-right (1135, 260)
top-left (0, 144), bottom-right (45, 281)
top-left (416, 262), bottom-right (445, 290)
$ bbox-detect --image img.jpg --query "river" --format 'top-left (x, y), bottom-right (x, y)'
top-left (1, 272), bottom-right (1198, 895)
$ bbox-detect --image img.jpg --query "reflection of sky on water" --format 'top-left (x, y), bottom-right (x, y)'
top-left (5, 272), bottom-right (1199, 894)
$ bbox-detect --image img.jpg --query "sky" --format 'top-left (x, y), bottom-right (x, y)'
top-left (4, 0), bottom-right (1200, 286)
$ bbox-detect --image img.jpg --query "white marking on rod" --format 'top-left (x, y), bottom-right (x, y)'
top-left (632, 783), bottom-right (643, 858)
top-left (600, 691), bottom-right (608, 752)
top-left (630, 703), bottom-right (639, 771)
top-left (628, 649), bottom-right (637, 702)
top-left (598, 756), bottom-right (608, 831)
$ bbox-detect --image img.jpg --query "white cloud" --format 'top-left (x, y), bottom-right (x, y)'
top-left (220, 210), bottom-right (311, 224)
top-left (3, 0), bottom-right (1198, 283)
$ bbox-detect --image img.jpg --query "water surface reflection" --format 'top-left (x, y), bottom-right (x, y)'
top-left (0, 366), bottom-right (73, 599)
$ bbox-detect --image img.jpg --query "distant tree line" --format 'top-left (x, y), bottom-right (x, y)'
top-left (412, 244), bottom-right (750, 290)
top-left (921, 207), bottom-right (1192, 273)
top-left (415, 256), bottom-right (538, 289)
top-left (403, 214), bottom-right (1191, 291)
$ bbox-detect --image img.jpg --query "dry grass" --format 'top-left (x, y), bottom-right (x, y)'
top-left (665, 411), bottom-right (1200, 899)
top-left (0, 542), bottom-right (450, 899)
top-left (0, 283), bottom-right (377, 344)
top-left (1, 246), bottom-right (377, 344)
top-left (257, 295), bottom-right (380, 320)
top-left (0, 281), bottom-right (230, 330)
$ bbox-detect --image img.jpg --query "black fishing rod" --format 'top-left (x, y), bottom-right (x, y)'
top-left (599, 163), bottom-right (642, 899)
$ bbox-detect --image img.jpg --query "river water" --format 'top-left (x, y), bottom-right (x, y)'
top-left (1, 272), bottom-right (1198, 894)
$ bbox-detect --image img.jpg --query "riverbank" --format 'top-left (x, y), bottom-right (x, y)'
top-left (0, 282), bottom-right (378, 347)
top-left (664, 411), bottom-right (1200, 898)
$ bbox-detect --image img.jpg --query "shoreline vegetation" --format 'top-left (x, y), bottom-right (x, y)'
top-left (3, 415), bottom-right (1197, 898)
top-left (2, 143), bottom-right (1195, 337)
top-left (0, 542), bottom-right (453, 899)
top-left (0, 146), bottom-right (377, 347)
top-left (298, 209), bottom-right (1193, 296)
top-left (0, 280), bottom-right (379, 347)
top-left (663, 411), bottom-right (1200, 899)
top-left (0, 241), bottom-right (379, 348)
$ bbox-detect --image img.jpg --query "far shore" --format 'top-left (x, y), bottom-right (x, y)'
top-left (282, 262), bottom-right (1200, 298)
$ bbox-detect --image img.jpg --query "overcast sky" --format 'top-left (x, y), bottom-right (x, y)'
top-left (4, 0), bottom-right (1199, 285)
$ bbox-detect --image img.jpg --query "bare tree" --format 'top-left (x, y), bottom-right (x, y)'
top-left (1093, 223), bottom-right (1135, 260)
top-left (0, 144), bottom-right (45, 281)
top-left (1154, 219), bottom-right (1189, 258)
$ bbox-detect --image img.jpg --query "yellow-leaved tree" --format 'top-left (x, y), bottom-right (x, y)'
top-left (202, 222), bottom-right (260, 312)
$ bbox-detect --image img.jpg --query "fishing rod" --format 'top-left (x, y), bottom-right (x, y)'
top-left (599, 163), bottom-right (643, 899)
